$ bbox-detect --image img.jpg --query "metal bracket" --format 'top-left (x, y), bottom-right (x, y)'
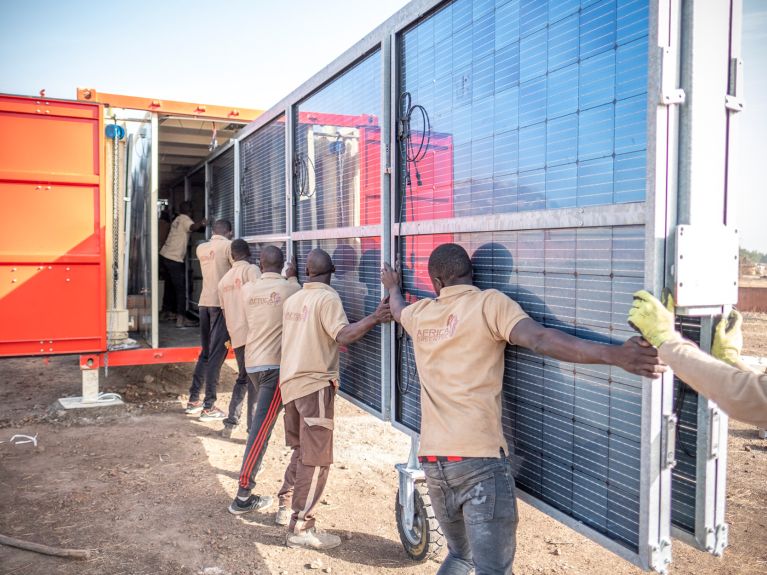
top-left (712, 523), bottom-right (729, 556)
top-left (649, 537), bottom-right (672, 574)
top-left (725, 57), bottom-right (744, 112)
top-left (396, 435), bottom-right (425, 533)
top-left (660, 46), bottom-right (686, 106)
top-left (709, 407), bottom-right (721, 458)
top-left (663, 414), bottom-right (678, 470)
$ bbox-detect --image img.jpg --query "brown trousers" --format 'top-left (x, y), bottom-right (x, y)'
top-left (279, 385), bottom-right (335, 533)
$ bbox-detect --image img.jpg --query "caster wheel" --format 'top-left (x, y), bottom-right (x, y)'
top-left (395, 483), bottom-right (444, 561)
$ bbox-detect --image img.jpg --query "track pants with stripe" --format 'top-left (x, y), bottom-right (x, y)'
top-left (282, 385), bottom-right (335, 533)
top-left (236, 369), bottom-right (283, 497)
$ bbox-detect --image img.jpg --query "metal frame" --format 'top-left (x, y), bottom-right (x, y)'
top-left (668, 0), bottom-right (740, 556)
top-left (233, 139), bottom-right (241, 237)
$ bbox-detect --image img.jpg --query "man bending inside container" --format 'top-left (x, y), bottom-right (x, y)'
top-left (185, 220), bottom-right (233, 421)
top-left (380, 243), bottom-right (667, 575)
top-left (159, 201), bottom-right (206, 327)
top-left (279, 248), bottom-right (391, 550)
top-left (217, 239), bottom-right (262, 437)
top-left (227, 246), bottom-right (300, 524)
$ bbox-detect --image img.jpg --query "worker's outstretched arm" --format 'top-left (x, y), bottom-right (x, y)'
top-left (381, 262), bottom-right (407, 322)
top-left (335, 300), bottom-right (392, 346)
top-left (509, 318), bottom-right (667, 379)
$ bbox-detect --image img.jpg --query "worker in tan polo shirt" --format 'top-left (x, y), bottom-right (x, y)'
top-left (629, 290), bottom-right (767, 429)
top-left (381, 243), bottom-right (666, 575)
top-left (218, 239), bottom-right (262, 437)
top-left (228, 246), bottom-right (301, 523)
top-left (159, 201), bottom-right (206, 326)
top-left (279, 248), bottom-right (391, 550)
top-left (185, 220), bottom-right (233, 421)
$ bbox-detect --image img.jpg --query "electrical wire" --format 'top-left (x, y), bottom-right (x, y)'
top-left (295, 152), bottom-right (316, 198)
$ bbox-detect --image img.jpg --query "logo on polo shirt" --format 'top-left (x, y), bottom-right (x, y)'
top-left (221, 277), bottom-right (242, 294)
top-left (284, 304), bottom-right (309, 322)
top-left (199, 249), bottom-right (216, 262)
top-left (416, 314), bottom-right (459, 343)
top-left (249, 291), bottom-right (283, 306)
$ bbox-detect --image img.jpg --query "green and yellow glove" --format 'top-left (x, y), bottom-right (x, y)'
top-left (628, 289), bottom-right (677, 348)
top-left (711, 310), bottom-right (743, 366)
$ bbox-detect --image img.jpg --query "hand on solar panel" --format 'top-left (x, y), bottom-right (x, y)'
top-left (381, 261), bottom-right (407, 322)
top-left (711, 310), bottom-right (744, 366)
top-left (627, 289), bottom-right (677, 348)
top-left (612, 336), bottom-right (668, 379)
top-left (284, 256), bottom-right (298, 280)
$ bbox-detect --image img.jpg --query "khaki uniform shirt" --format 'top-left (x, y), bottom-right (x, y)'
top-left (660, 336), bottom-right (767, 428)
top-left (217, 260), bottom-right (262, 349)
top-left (400, 285), bottom-right (530, 458)
top-left (279, 283), bottom-right (349, 405)
top-left (197, 235), bottom-right (233, 307)
top-left (159, 214), bottom-right (194, 263)
top-left (241, 273), bottom-right (301, 369)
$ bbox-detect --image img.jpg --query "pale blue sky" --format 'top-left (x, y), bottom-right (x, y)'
top-left (0, 0), bottom-right (764, 250)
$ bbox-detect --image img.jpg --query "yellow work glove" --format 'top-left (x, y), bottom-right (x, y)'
top-left (711, 310), bottom-right (743, 366)
top-left (628, 289), bottom-right (677, 348)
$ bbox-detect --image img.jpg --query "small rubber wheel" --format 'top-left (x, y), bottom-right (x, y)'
top-left (395, 483), bottom-right (444, 561)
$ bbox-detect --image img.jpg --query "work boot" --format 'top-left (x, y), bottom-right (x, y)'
top-left (275, 505), bottom-right (290, 526)
top-left (286, 528), bottom-right (341, 550)
top-left (220, 423), bottom-right (235, 438)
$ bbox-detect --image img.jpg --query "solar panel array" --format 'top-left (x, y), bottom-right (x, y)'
top-left (240, 116), bottom-right (287, 237)
top-left (395, 0), bottom-right (651, 554)
top-left (209, 147), bottom-right (235, 227)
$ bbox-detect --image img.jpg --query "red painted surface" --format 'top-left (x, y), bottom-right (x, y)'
top-left (0, 94), bottom-right (105, 357)
top-left (738, 286), bottom-right (767, 312)
top-left (80, 347), bottom-right (235, 369)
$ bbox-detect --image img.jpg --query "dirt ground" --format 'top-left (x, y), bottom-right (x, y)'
top-left (0, 316), bottom-right (765, 575)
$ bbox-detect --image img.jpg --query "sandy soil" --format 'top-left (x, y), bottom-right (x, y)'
top-left (0, 319), bottom-right (764, 575)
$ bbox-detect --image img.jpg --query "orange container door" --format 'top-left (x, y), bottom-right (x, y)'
top-left (0, 94), bottom-right (105, 356)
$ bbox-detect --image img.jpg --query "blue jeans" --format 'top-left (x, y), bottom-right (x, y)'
top-left (422, 457), bottom-right (518, 575)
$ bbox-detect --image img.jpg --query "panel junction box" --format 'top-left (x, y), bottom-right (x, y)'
top-left (673, 225), bottom-right (739, 308)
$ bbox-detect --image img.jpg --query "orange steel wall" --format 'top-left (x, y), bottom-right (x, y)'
top-left (0, 95), bottom-right (106, 356)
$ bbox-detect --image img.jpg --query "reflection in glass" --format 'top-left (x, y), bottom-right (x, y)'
top-left (295, 52), bottom-right (381, 231)
top-left (241, 116), bottom-right (286, 236)
top-left (399, 0), bottom-right (650, 220)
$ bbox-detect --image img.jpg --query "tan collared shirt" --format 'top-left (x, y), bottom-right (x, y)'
top-left (217, 260), bottom-right (262, 348)
top-left (279, 282), bottom-right (349, 405)
top-left (159, 214), bottom-right (194, 262)
top-left (399, 285), bottom-right (530, 458)
top-left (241, 272), bottom-right (301, 369)
top-left (197, 235), bottom-right (233, 307)
top-left (660, 336), bottom-right (767, 428)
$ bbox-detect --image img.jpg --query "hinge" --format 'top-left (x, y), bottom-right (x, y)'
top-left (649, 537), bottom-right (672, 574)
top-left (660, 46), bottom-right (686, 106)
top-left (709, 407), bottom-right (721, 458)
top-left (662, 413), bottom-right (678, 469)
top-left (725, 57), bottom-right (744, 112)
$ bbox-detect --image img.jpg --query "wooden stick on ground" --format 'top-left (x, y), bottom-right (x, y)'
top-left (0, 533), bottom-right (92, 560)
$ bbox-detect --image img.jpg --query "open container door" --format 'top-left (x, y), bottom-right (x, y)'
top-left (668, 0), bottom-right (742, 556)
top-left (391, 0), bottom-right (678, 571)
top-left (0, 95), bottom-right (106, 356)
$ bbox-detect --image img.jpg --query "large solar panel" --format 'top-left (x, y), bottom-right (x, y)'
top-left (208, 146), bottom-right (235, 228)
top-left (240, 116), bottom-right (286, 237)
top-left (296, 238), bottom-right (383, 414)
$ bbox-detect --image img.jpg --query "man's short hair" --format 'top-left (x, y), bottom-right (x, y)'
top-left (428, 243), bottom-right (472, 282)
top-left (231, 239), bottom-right (250, 259)
top-left (213, 219), bottom-right (232, 234)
